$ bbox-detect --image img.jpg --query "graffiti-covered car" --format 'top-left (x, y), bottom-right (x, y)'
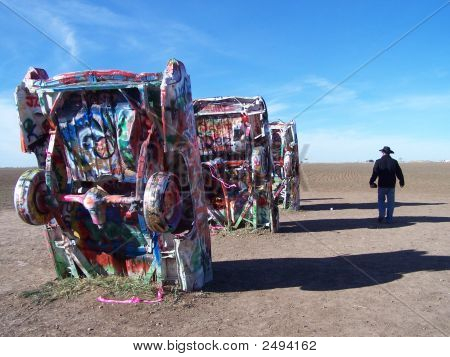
top-left (270, 120), bottom-right (300, 210)
top-left (193, 96), bottom-right (279, 232)
top-left (13, 59), bottom-right (212, 291)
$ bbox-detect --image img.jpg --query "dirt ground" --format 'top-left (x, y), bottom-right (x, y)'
top-left (1, 163), bottom-right (449, 336)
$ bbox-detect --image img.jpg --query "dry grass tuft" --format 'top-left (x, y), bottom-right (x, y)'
top-left (20, 276), bottom-right (170, 305)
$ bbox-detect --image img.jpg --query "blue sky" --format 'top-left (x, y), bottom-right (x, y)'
top-left (0, 0), bottom-right (449, 166)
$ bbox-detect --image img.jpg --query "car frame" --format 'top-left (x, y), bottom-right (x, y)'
top-left (13, 59), bottom-right (212, 291)
top-left (270, 120), bottom-right (301, 210)
top-left (193, 96), bottom-right (279, 232)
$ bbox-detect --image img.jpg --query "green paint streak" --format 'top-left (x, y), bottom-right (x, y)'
top-left (117, 111), bottom-right (135, 170)
top-left (190, 241), bottom-right (202, 271)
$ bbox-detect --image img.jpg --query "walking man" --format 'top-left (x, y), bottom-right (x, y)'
top-left (369, 146), bottom-right (405, 223)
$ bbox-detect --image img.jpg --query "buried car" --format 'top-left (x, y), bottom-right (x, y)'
top-left (13, 59), bottom-right (212, 291)
top-left (270, 120), bottom-right (301, 210)
top-left (193, 96), bottom-right (279, 232)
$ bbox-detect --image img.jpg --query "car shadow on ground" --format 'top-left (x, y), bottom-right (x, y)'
top-left (206, 250), bottom-right (450, 292)
top-left (279, 215), bottom-right (450, 232)
top-left (300, 197), bottom-right (343, 201)
top-left (301, 201), bottom-right (447, 211)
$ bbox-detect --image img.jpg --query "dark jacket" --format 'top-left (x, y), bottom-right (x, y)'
top-left (370, 155), bottom-right (405, 188)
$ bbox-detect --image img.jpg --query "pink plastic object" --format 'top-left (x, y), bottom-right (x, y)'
top-left (96, 288), bottom-right (164, 304)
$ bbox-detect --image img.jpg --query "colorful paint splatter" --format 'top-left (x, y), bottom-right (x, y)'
top-left (13, 60), bottom-right (212, 291)
top-left (270, 120), bottom-right (301, 210)
top-left (193, 96), bottom-right (279, 232)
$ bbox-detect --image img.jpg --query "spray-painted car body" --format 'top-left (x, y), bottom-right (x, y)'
top-left (14, 59), bottom-right (212, 291)
top-left (270, 120), bottom-right (300, 210)
top-left (193, 96), bottom-right (279, 232)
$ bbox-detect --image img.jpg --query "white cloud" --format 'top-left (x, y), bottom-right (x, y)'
top-left (275, 73), bottom-right (450, 124)
top-left (300, 129), bottom-right (450, 163)
top-left (261, 75), bottom-right (358, 122)
top-left (8, 0), bottom-right (242, 69)
top-left (2, 1), bottom-right (84, 70)
top-left (359, 93), bottom-right (450, 113)
top-left (303, 76), bottom-right (357, 104)
top-left (267, 101), bottom-right (290, 117)
top-left (50, 1), bottom-right (132, 28)
top-left (49, 17), bottom-right (79, 58)
top-left (152, 21), bottom-right (243, 60)
top-left (262, 82), bottom-right (305, 120)
top-left (0, 96), bottom-right (37, 167)
top-left (265, 82), bottom-right (304, 98)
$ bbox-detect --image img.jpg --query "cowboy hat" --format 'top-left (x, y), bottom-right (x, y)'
top-left (379, 146), bottom-right (394, 154)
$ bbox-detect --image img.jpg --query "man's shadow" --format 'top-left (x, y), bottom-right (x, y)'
top-left (279, 216), bottom-right (450, 232)
top-left (301, 202), bottom-right (446, 211)
top-left (206, 250), bottom-right (450, 293)
top-left (301, 197), bottom-right (343, 202)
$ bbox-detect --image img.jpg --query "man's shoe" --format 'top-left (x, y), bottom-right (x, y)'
top-left (377, 217), bottom-right (384, 223)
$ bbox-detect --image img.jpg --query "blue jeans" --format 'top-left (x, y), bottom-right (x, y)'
top-left (378, 187), bottom-right (395, 222)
